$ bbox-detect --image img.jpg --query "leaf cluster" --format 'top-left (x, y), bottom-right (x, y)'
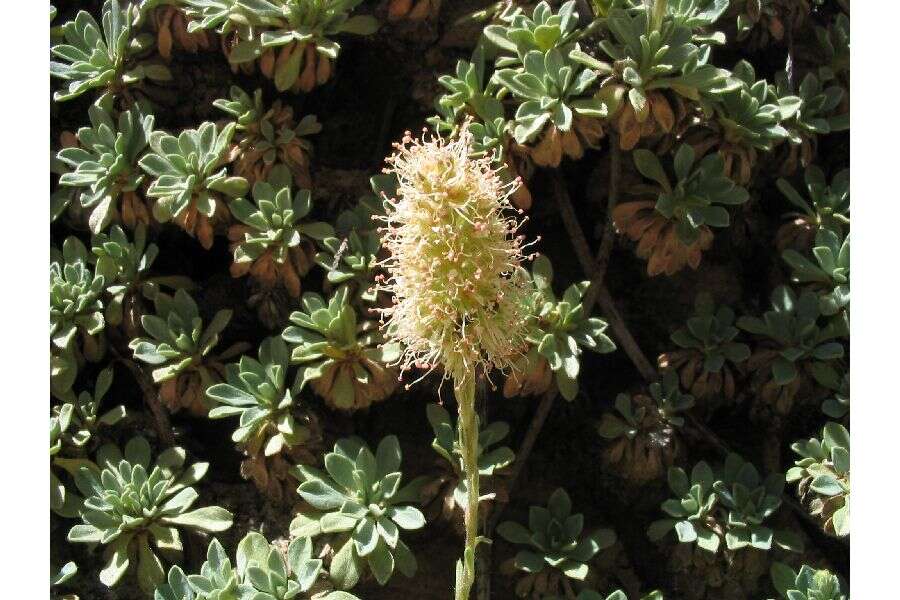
top-left (67, 436), bottom-right (233, 593)
top-left (737, 286), bottom-right (845, 387)
top-left (281, 287), bottom-right (399, 409)
top-left (787, 422), bottom-right (850, 537)
top-left (668, 293), bottom-right (750, 373)
top-left (209, 0), bottom-right (379, 91)
top-left (777, 71), bottom-right (849, 140)
top-left (769, 562), bottom-right (847, 600)
top-left (520, 255), bottom-right (616, 400)
top-left (426, 403), bottom-right (514, 508)
top-left (51, 237), bottom-right (107, 400)
top-left (778, 166), bottom-right (850, 239)
top-left (229, 164), bottom-right (333, 264)
top-left (649, 454), bottom-right (803, 554)
top-left (290, 436), bottom-right (425, 589)
top-left (156, 533), bottom-right (358, 600)
top-left (704, 60), bottom-right (800, 150)
top-left (599, 4), bottom-right (733, 113)
top-left (633, 143), bottom-right (749, 245)
top-left (596, 371), bottom-right (695, 441)
top-left (207, 337), bottom-right (314, 456)
top-left (314, 192), bottom-right (384, 301)
top-left (51, 237), bottom-right (107, 354)
top-left (214, 85), bottom-right (322, 175)
top-left (139, 121), bottom-right (248, 223)
top-left (497, 488), bottom-right (616, 582)
top-left (130, 289), bottom-right (234, 383)
top-left (51, 0), bottom-right (172, 102)
top-left (783, 228), bottom-right (849, 319)
top-left (56, 97), bottom-right (154, 233)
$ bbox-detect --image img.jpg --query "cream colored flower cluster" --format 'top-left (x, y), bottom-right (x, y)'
top-left (377, 126), bottom-right (532, 384)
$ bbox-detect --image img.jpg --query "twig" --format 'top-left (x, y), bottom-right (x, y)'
top-left (554, 154), bottom-right (826, 538)
top-left (553, 116), bottom-right (846, 553)
top-left (585, 132), bottom-right (621, 309)
top-left (685, 413), bottom-right (732, 455)
top-left (552, 172), bottom-right (598, 281)
top-left (116, 356), bottom-right (176, 447)
top-left (552, 171), bottom-right (657, 383)
top-left (488, 388), bottom-right (558, 531)
top-left (477, 151), bottom-right (623, 524)
top-left (594, 285), bottom-right (657, 382)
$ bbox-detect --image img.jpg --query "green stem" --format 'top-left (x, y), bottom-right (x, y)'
top-left (454, 376), bottom-right (479, 600)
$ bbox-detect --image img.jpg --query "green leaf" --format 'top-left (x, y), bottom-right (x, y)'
top-left (206, 383), bottom-right (257, 407)
top-left (770, 562), bottom-right (797, 598)
top-left (556, 370), bottom-right (578, 401)
top-left (668, 467), bottom-right (690, 497)
top-left (228, 40), bottom-right (261, 64)
top-left (324, 453), bottom-right (357, 491)
top-left (514, 550), bottom-right (545, 573)
top-left (275, 43), bottom-right (303, 91)
top-left (137, 538), bottom-right (165, 593)
top-left (497, 521), bottom-right (532, 545)
top-left (771, 358), bottom-right (798, 385)
top-left (387, 505), bottom-right (425, 530)
top-left (367, 540), bottom-right (395, 585)
top-left (647, 518), bottom-right (675, 541)
top-left (810, 475), bottom-right (843, 496)
top-left (561, 559), bottom-right (589, 580)
top-left (237, 532), bottom-right (271, 577)
top-left (832, 504), bottom-right (850, 537)
top-left (673, 144), bottom-right (695, 181)
top-left (160, 487), bottom-right (199, 515)
top-left (330, 539), bottom-right (362, 590)
top-left (52, 562), bottom-right (78, 586)
top-left (392, 538), bottom-right (418, 578)
top-left (547, 488), bottom-right (572, 520)
top-left (286, 547), bottom-right (319, 589)
top-left (375, 435), bottom-right (402, 478)
top-left (674, 520), bottom-right (697, 543)
top-left (633, 150), bottom-right (670, 190)
top-left (299, 478), bottom-right (348, 510)
top-left (341, 15), bottom-right (379, 36)
top-left (99, 536), bottom-right (131, 587)
top-left (321, 512), bottom-right (358, 533)
top-left (353, 517), bottom-right (379, 557)
top-left (163, 506), bottom-right (233, 532)
top-left (68, 524), bottom-right (104, 543)
top-left (125, 436), bottom-right (152, 468)
top-left (695, 527), bottom-right (721, 553)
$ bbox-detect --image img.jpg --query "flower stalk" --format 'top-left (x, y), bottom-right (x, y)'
top-left (377, 125), bottom-right (531, 600)
top-left (455, 376), bottom-right (479, 600)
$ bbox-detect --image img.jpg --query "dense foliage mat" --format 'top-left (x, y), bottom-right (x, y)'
top-left (50, 1), bottom-right (850, 599)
